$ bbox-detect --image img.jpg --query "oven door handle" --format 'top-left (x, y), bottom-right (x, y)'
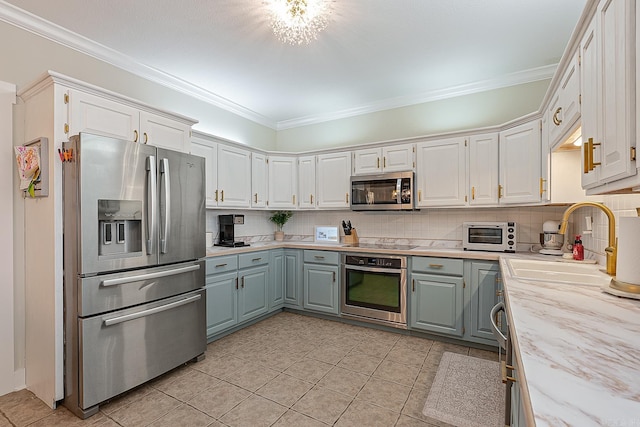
top-left (344, 265), bottom-right (404, 274)
top-left (103, 294), bottom-right (201, 327)
top-left (490, 301), bottom-right (507, 350)
top-left (101, 264), bottom-right (200, 287)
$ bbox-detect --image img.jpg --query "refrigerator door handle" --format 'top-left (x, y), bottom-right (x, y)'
top-left (160, 158), bottom-right (171, 254)
top-left (100, 264), bottom-right (201, 287)
top-left (103, 294), bottom-right (201, 326)
top-left (146, 155), bottom-right (157, 254)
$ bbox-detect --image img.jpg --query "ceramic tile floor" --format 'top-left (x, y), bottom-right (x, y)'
top-left (0, 312), bottom-right (499, 427)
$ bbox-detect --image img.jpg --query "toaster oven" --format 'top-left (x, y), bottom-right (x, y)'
top-left (463, 222), bottom-right (517, 252)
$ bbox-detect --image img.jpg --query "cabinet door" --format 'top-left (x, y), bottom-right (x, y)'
top-left (597, 0), bottom-right (635, 183)
top-left (284, 250), bottom-right (303, 308)
top-left (238, 266), bottom-right (269, 323)
top-left (469, 261), bottom-right (500, 341)
top-left (353, 147), bottom-right (382, 175)
top-left (298, 155), bottom-right (316, 209)
top-left (303, 264), bottom-right (339, 315)
top-left (268, 156), bottom-right (298, 208)
top-left (251, 152), bottom-right (268, 208)
top-left (205, 271), bottom-right (238, 337)
top-left (190, 139), bottom-right (217, 208)
top-left (67, 89), bottom-right (139, 141)
top-left (416, 138), bottom-right (466, 207)
top-left (580, 20), bottom-right (600, 188)
top-left (382, 144), bottom-right (415, 172)
top-left (410, 272), bottom-right (464, 336)
top-left (469, 134), bottom-right (499, 205)
top-left (218, 144), bottom-right (251, 208)
top-left (316, 152), bottom-right (351, 209)
top-left (139, 111), bottom-right (191, 152)
top-left (499, 121), bottom-right (541, 204)
top-left (548, 52), bottom-right (580, 147)
top-left (270, 251), bottom-right (285, 311)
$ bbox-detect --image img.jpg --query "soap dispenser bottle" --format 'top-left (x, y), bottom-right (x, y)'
top-left (573, 235), bottom-right (584, 261)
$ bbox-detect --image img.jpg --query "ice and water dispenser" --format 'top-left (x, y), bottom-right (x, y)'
top-left (98, 199), bottom-right (142, 256)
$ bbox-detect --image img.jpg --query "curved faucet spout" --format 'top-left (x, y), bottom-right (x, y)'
top-left (559, 202), bottom-right (616, 276)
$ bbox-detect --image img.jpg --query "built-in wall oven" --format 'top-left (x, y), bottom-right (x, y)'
top-left (341, 253), bottom-right (407, 328)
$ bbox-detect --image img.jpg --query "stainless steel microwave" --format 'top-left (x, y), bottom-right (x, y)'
top-left (350, 171), bottom-right (415, 211)
top-left (463, 221), bottom-right (517, 252)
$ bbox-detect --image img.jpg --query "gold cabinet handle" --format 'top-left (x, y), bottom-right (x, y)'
top-left (254, 193), bottom-right (258, 204)
top-left (377, 157), bottom-right (380, 168)
top-left (540, 177), bottom-right (547, 197)
top-left (583, 141), bottom-right (590, 174)
top-left (418, 190), bottom-right (422, 202)
top-left (215, 263), bottom-right (227, 268)
top-left (496, 290), bottom-right (504, 297)
top-left (501, 361), bottom-right (516, 384)
top-left (310, 194), bottom-right (314, 204)
top-left (552, 107), bottom-right (562, 126)
top-left (292, 194), bottom-right (296, 205)
top-left (235, 277), bottom-right (238, 290)
top-left (332, 271), bottom-right (336, 282)
top-left (590, 139), bottom-right (601, 171)
top-left (383, 157), bottom-right (386, 168)
top-left (429, 263), bottom-right (443, 269)
top-left (133, 130), bottom-right (139, 142)
top-left (241, 276), bottom-right (245, 288)
top-left (143, 132), bottom-right (148, 144)
top-left (412, 278), bottom-right (415, 292)
top-left (471, 186), bottom-right (475, 200)
top-left (345, 193), bottom-right (349, 203)
top-left (314, 255), bottom-right (325, 259)
top-left (221, 190), bottom-right (224, 202)
top-left (498, 184), bottom-right (503, 199)
top-left (252, 257), bottom-right (262, 262)
top-left (215, 189), bottom-right (219, 202)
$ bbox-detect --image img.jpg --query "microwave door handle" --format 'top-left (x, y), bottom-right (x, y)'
top-left (396, 179), bottom-right (401, 204)
top-left (145, 155), bottom-right (156, 254)
top-left (159, 158), bottom-right (170, 254)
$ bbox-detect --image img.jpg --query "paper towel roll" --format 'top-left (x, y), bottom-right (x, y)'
top-left (616, 217), bottom-right (640, 285)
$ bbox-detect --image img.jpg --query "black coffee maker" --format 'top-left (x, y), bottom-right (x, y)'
top-left (216, 214), bottom-right (249, 247)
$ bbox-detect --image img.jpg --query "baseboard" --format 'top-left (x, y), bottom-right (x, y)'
top-left (14, 368), bottom-right (25, 391)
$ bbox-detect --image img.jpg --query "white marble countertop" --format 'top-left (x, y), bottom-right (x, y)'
top-left (499, 258), bottom-right (640, 427)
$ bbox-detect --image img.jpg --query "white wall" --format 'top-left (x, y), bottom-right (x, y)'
top-left (0, 81), bottom-right (16, 395)
top-left (275, 80), bottom-right (550, 152)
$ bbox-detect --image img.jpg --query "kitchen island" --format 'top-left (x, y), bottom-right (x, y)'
top-left (500, 258), bottom-right (640, 426)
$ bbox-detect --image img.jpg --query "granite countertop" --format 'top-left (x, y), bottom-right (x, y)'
top-left (499, 258), bottom-right (640, 426)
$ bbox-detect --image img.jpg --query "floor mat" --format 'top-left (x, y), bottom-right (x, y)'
top-left (422, 352), bottom-right (505, 427)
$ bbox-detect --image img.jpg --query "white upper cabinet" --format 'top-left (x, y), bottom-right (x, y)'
top-left (298, 155), bottom-right (316, 209)
top-left (353, 144), bottom-right (414, 175)
top-left (547, 52), bottom-right (581, 148)
top-left (251, 152), bottom-right (268, 208)
top-left (67, 88), bottom-right (194, 152)
top-left (268, 155), bottom-right (298, 209)
top-left (218, 144), bottom-right (252, 208)
top-left (190, 138), bottom-right (217, 208)
top-left (580, 19), bottom-right (601, 189)
top-left (316, 152), bottom-right (352, 209)
top-left (416, 138), bottom-right (467, 207)
top-left (469, 133), bottom-right (499, 206)
top-left (498, 121), bottom-right (542, 204)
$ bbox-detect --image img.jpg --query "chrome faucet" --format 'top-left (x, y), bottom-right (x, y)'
top-left (559, 202), bottom-right (616, 276)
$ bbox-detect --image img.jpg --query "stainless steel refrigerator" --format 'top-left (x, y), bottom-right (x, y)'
top-left (62, 133), bottom-right (206, 418)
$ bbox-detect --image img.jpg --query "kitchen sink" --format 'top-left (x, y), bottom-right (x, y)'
top-left (507, 258), bottom-right (612, 286)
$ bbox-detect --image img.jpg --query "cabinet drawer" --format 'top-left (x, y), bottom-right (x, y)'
top-left (412, 257), bottom-right (463, 276)
top-left (206, 255), bottom-right (238, 274)
top-left (304, 250), bottom-right (339, 265)
top-left (238, 251), bottom-right (270, 269)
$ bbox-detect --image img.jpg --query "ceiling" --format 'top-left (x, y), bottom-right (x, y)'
top-left (2, 0), bottom-right (587, 129)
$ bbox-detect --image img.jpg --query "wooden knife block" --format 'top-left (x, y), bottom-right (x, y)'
top-left (343, 228), bottom-right (359, 244)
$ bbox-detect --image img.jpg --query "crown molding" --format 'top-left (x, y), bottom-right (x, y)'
top-left (1, 1), bottom-right (556, 132)
top-left (0, 1), bottom-right (276, 128)
top-left (276, 64), bottom-right (556, 130)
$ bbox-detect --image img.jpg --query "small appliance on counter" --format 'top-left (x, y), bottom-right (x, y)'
top-left (462, 221), bottom-right (516, 252)
top-left (216, 214), bottom-right (249, 247)
top-left (539, 220), bottom-right (564, 255)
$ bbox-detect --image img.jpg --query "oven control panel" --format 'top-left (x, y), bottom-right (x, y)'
top-left (344, 255), bottom-right (405, 269)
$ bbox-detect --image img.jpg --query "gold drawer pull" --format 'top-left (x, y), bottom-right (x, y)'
top-left (429, 264), bottom-right (444, 268)
top-left (215, 263), bottom-right (228, 268)
top-left (501, 361), bottom-right (516, 384)
top-left (314, 255), bottom-right (325, 259)
top-left (252, 257), bottom-right (262, 262)
top-left (496, 290), bottom-right (504, 297)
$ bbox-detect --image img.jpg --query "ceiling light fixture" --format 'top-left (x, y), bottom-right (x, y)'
top-left (267, 0), bottom-right (332, 45)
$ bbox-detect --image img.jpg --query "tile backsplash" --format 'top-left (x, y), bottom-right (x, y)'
top-left (206, 206), bottom-right (571, 249)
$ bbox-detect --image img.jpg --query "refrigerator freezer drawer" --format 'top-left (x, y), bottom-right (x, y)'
top-left (78, 289), bottom-right (206, 409)
top-left (78, 261), bottom-right (204, 316)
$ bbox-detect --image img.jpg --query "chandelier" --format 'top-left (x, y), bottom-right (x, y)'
top-left (267, 0), bottom-right (332, 45)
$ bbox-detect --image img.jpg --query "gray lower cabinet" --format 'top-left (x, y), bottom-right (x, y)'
top-left (409, 257), bottom-right (464, 337)
top-left (303, 250), bottom-right (339, 315)
top-left (468, 261), bottom-right (501, 342)
top-left (271, 249), bottom-right (303, 310)
top-left (205, 252), bottom-right (269, 339)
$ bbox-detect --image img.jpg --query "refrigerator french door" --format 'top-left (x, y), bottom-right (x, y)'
top-left (63, 133), bottom-right (206, 418)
